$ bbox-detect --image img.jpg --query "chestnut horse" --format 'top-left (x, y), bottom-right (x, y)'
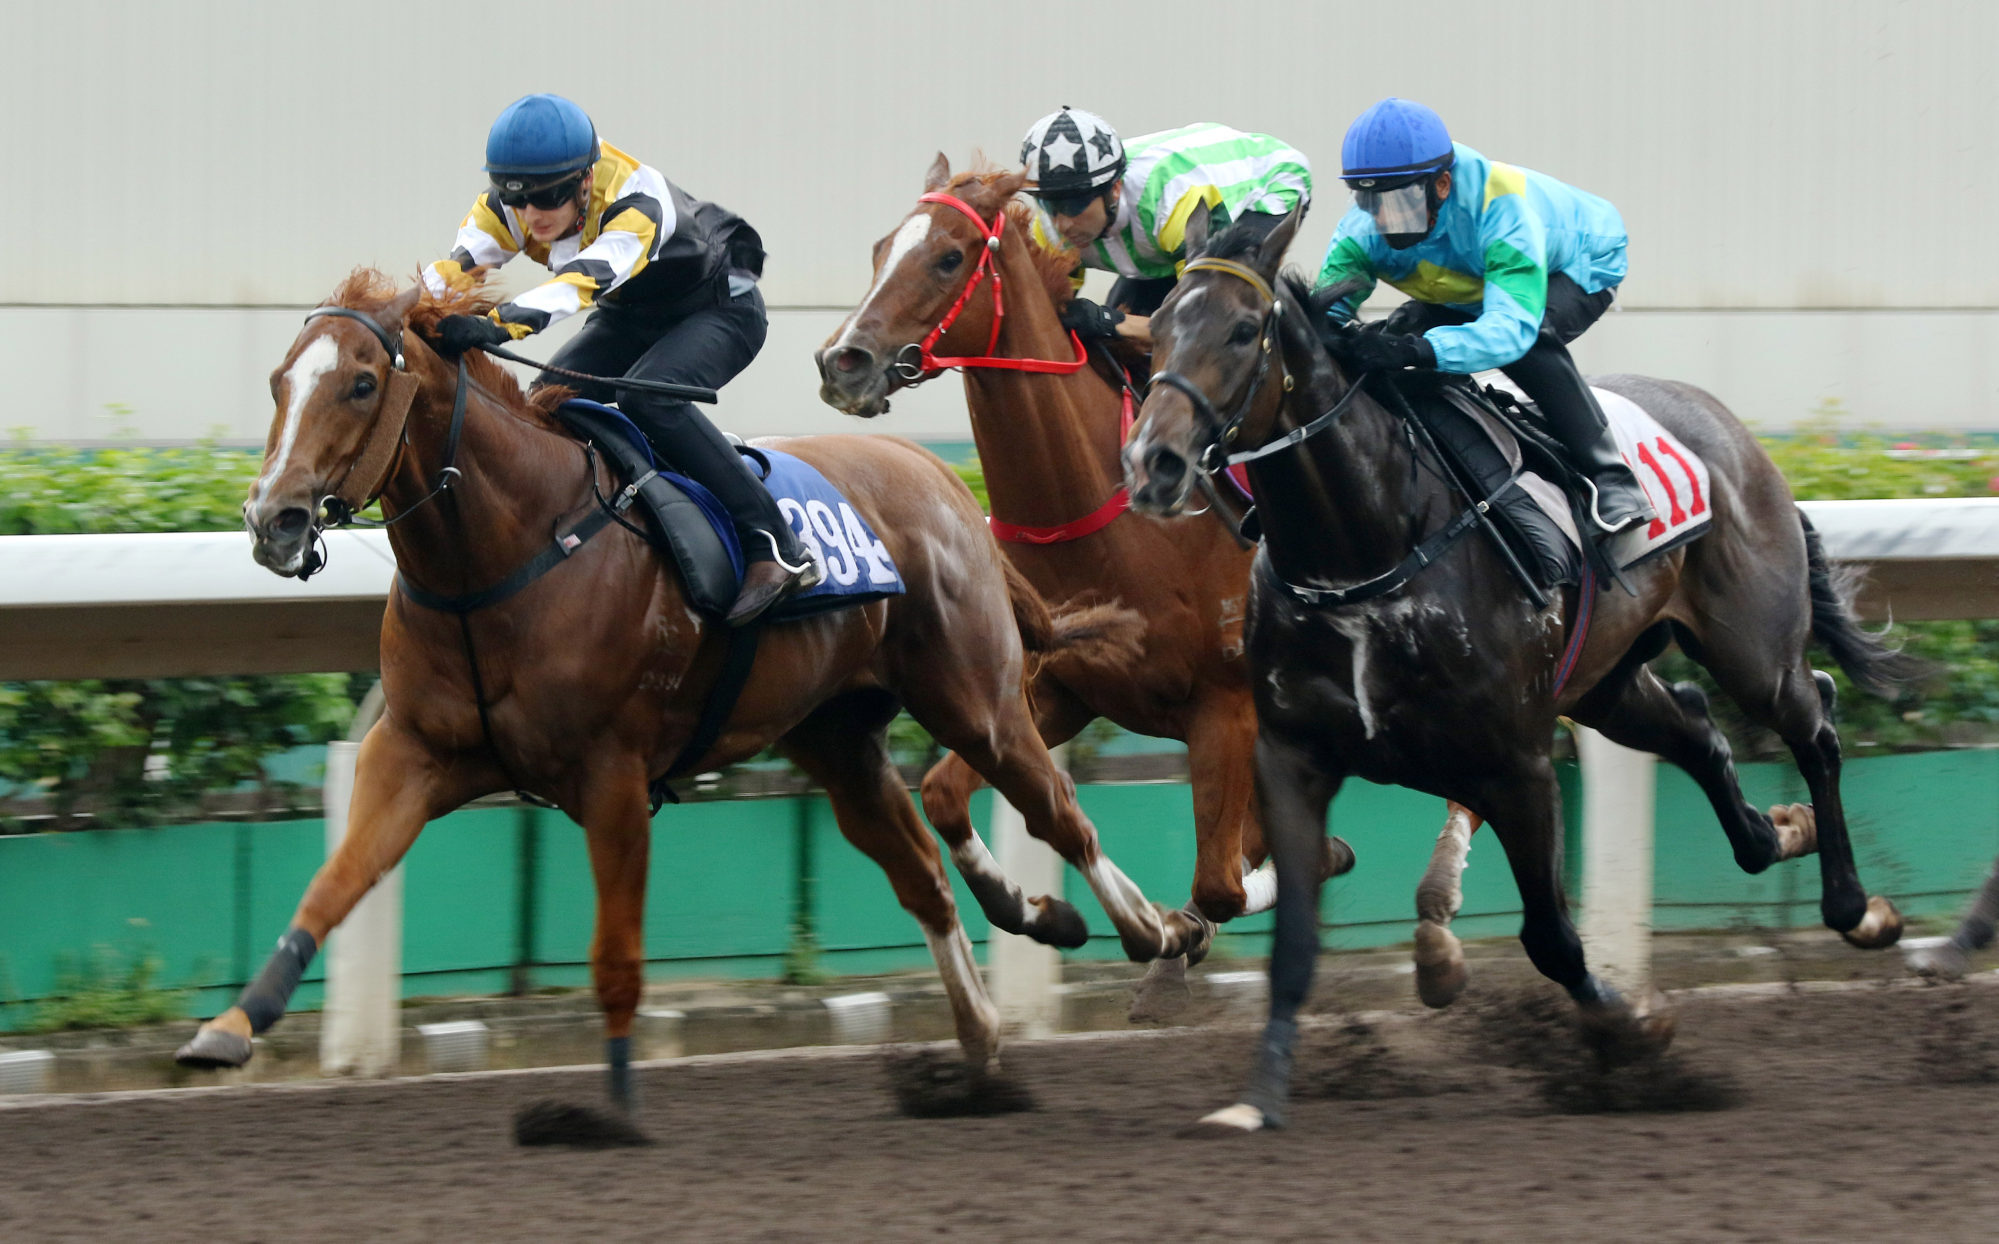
top-left (175, 271), bottom-right (1211, 1109)
top-left (820, 160), bottom-right (1490, 1011)
top-left (1126, 212), bottom-right (1921, 1133)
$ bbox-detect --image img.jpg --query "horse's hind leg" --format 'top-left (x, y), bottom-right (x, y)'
top-left (919, 679), bottom-right (1093, 951)
top-left (918, 685), bottom-right (1211, 964)
top-left (1413, 804), bottom-right (1480, 1008)
top-left (1911, 855), bottom-right (1999, 979)
top-left (1689, 630), bottom-right (1901, 946)
top-left (787, 708), bottom-right (1001, 1068)
top-left (1571, 666), bottom-right (1806, 873)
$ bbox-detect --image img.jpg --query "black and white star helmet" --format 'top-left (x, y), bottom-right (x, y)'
top-left (1021, 106), bottom-right (1126, 197)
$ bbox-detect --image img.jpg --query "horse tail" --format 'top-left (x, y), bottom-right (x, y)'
top-left (999, 556), bottom-right (1145, 674)
top-left (1800, 510), bottom-right (1935, 699)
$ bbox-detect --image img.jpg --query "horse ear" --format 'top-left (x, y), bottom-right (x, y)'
top-left (1183, 203), bottom-right (1212, 258)
top-left (378, 284), bottom-right (422, 328)
top-left (924, 153), bottom-right (951, 191)
top-left (1253, 206), bottom-right (1306, 275)
top-left (992, 169), bottom-right (1027, 199)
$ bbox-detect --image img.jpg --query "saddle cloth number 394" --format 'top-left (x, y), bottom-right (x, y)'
top-left (779, 496), bottom-right (898, 588)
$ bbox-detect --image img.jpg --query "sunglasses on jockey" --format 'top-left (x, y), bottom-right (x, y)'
top-left (1032, 186), bottom-right (1111, 219)
top-left (492, 172), bottom-right (587, 211)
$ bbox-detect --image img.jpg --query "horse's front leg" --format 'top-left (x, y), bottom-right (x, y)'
top-left (576, 760), bottom-right (655, 1113)
top-left (1190, 733), bottom-right (1342, 1136)
top-left (1483, 759), bottom-right (1675, 1062)
top-left (1413, 803), bottom-right (1481, 1008)
top-left (176, 719), bottom-right (461, 1069)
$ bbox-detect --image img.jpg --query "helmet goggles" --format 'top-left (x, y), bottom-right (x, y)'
top-left (1349, 178), bottom-right (1432, 236)
top-left (492, 170), bottom-right (586, 211)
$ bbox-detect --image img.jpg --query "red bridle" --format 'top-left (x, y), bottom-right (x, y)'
top-left (899, 192), bottom-right (1090, 378)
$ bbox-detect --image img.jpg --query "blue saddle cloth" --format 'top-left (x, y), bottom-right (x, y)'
top-left (559, 399), bottom-right (903, 621)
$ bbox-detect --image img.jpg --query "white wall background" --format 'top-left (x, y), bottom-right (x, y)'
top-left (5, 0), bottom-right (1995, 440)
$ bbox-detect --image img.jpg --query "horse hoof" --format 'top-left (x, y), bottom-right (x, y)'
top-left (175, 1028), bottom-right (253, 1070)
top-left (1178, 1102), bottom-right (1268, 1139)
top-left (1179, 908), bottom-right (1217, 969)
top-left (1841, 895), bottom-right (1904, 950)
top-left (1907, 942), bottom-right (1972, 981)
top-left (1128, 957), bottom-right (1192, 1024)
top-left (1413, 921), bottom-right (1468, 1009)
top-left (1323, 835), bottom-right (1357, 880)
top-left (1579, 991), bottom-right (1678, 1066)
top-left (1028, 896), bottom-right (1091, 950)
top-left (1769, 803), bottom-right (1818, 860)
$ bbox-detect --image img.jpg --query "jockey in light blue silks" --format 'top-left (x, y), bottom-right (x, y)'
top-left (1315, 98), bottom-right (1653, 534)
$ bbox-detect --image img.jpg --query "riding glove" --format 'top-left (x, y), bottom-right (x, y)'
top-left (1059, 297), bottom-right (1127, 340)
top-left (1343, 330), bottom-right (1437, 373)
top-left (433, 314), bottom-right (516, 357)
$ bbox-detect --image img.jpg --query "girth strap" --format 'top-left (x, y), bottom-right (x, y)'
top-left (1267, 483), bottom-right (1503, 607)
top-left (649, 621), bottom-right (765, 809)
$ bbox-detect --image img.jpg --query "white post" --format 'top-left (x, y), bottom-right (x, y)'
top-left (1573, 725), bottom-right (1656, 997)
top-left (987, 745), bottom-right (1067, 1038)
top-left (319, 735), bottom-right (404, 1076)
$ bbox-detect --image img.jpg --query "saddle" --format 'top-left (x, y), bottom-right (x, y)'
top-left (1363, 371), bottom-right (1714, 596)
top-left (553, 398), bottom-right (905, 806)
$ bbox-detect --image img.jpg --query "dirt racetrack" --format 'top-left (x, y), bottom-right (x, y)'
top-left (3, 980), bottom-right (1997, 1243)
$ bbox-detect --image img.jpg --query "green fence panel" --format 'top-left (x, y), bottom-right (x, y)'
top-left (0, 823), bottom-right (238, 1011)
top-left (400, 808), bottom-right (522, 984)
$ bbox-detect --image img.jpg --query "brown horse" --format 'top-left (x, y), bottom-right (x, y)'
top-left (816, 159), bottom-right (1485, 1010)
top-left (174, 270), bottom-right (1211, 1109)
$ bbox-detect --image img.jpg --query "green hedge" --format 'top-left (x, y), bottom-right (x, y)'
top-left (0, 423), bottom-right (1993, 826)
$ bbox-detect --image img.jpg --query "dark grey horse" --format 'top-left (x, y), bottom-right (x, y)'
top-left (1123, 209), bottom-right (1928, 1134)
top-left (1910, 857), bottom-right (1999, 979)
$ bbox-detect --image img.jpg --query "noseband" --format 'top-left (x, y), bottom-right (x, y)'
top-left (1150, 258), bottom-right (1373, 476)
top-left (890, 192), bottom-right (1090, 382)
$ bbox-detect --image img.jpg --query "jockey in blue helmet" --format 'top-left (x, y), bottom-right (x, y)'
top-left (1316, 98), bottom-right (1652, 534)
top-left (424, 93), bottom-right (816, 625)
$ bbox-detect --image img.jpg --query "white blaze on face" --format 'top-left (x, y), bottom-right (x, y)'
top-left (254, 334), bottom-right (342, 505)
top-left (831, 213), bottom-right (933, 353)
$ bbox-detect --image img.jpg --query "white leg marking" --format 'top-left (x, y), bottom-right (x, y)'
top-left (1240, 859), bottom-right (1279, 916)
top-left (924, 925), bottom-right (999, 1062)
top-left (254, 335), bottom-right (341, 505)
top-left (1197, 1102), bottom-right (1265, 1132)
top-left (1419, 806), bottom-right (1475, 922)
top-left (949, 834), bottom-right (1030, 924)
top-left (831, 213), bottom-right (931, 353)
top-left (1085, 856), bottom-right (1166, 951)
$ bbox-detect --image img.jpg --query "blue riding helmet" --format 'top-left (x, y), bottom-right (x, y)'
top-left (484, 94), bottom-right (600, 183)
top-left (1342, 98), bottom-right (1455, 243)
top-left (1341, 98), bottom-right (1454, 185)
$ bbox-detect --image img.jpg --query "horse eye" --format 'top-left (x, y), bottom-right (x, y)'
top-left (351, 375), bottom-right (377, 400)
top-left (937, 251), bottom-right (964, 274)
top-left (1229, 320), bottom-right (1259, 345)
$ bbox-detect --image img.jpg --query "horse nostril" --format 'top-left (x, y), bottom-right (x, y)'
top-left (831, 346), bottom-right (874, 376)
top-left (1147, 448), bottom-right (1187, 491)
top-left (272, 507), bottom-right (311, 539)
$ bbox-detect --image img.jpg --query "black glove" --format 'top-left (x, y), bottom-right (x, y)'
top-left (1342, 330), bottom-right (1436, 373)
top-left (1059, 297), bottom-right (1127, 340)
top-left (433, 314), bottom-right (515, 358)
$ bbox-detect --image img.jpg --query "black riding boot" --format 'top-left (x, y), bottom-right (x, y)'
top-left (623, 396), bottom-right (818, 625)
top-left (1502, 342), bottom-right (1653, 534)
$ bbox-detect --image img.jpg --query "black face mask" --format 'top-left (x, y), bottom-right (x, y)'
top-left (1383, 232), bottom-right (1429, 250)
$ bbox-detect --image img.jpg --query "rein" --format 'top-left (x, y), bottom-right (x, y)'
top-left (1154, 258), bottom-right (1529, 609)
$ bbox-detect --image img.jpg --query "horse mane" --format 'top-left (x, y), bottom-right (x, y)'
top-left (322, 268), bottom-right (568, 426)
top-left (942, 165), bottom-right (1080, 310)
